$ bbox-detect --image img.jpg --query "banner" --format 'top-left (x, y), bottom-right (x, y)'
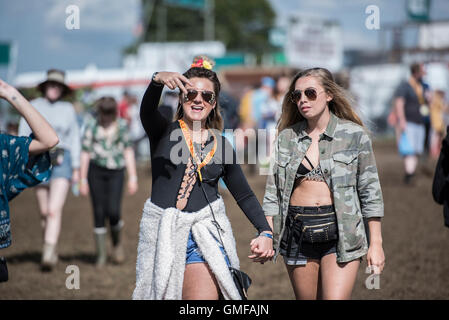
top-left (0, 43), bottom-right (10, 66)
top-left (285, 16), bottom-right (343, 72)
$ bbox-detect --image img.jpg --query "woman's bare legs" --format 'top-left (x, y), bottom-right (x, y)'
top-left (285, 259), bottom-right (320, 300)
top-left (35, 178), bottom-right (70, 269)
top-left (44, 178), bottom-right (70, 245)
top-left (286, 254), bottom-right (360, 300)
top-left (182, 263), bottom-right (220, 300)
top-left (35, 186), bottom-right (49, 232)
top-left (320, 253), bottom-right (360, 300)
top-left (35, 178), bottom-right (70, 243)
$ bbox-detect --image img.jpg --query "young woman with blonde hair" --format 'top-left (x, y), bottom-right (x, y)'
top-left (263, 67), bottom-right (385, 299)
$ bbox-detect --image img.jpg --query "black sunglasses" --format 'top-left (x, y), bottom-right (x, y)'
top-left (290, 88), bottom-right (324, 103)
top-left (183, 89), bottom-right (216, 104)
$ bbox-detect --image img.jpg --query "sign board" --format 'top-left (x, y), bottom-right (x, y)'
top-left (407, 0), bottom-right (430, 22)
top-left (123, 41), bottom-right (226, 73)
top-left (164, 0), bottom-right (205, 9)
top-left (419, 22), bottom-right (449, 49)
top-left (350, 64), bottom-right (407, 127)
top-left (0, 43), bottom-right (10, 65)
top-left (285, 16), bottom-right (343, 72)
top-left (269, 28), bottom-right (287, 48)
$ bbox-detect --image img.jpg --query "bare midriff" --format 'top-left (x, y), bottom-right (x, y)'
top-left (289, 180), bottom-right (333, 207)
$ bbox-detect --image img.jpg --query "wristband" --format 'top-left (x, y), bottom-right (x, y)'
top-left (259, 232), bottom-right (273, 240)
top-left (80, 178), bottom-right (88, 185)
top-left (129, 175), bottom-right (138, 183)
top-left (151, 72), bottom-right (162, 85)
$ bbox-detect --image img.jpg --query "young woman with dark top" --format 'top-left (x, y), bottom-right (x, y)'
top-left (133, 57), bottom-right (273, 300)
top-left (80, 97), bottom-right (138, 267)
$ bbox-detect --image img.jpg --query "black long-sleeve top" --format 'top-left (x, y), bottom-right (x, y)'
top-left (432, 126), bottom-right (449, 228)
top-left (140, 81), bottom-right (272, 233)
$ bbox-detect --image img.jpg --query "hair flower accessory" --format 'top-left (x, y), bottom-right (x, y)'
top-left (202, 60), bottom-right (212, 70)
top-left (190, 55), bottom-right (214, 70)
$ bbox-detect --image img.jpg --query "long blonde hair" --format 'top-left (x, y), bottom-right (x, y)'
top-left (277, 67), bottom-right (363, 132)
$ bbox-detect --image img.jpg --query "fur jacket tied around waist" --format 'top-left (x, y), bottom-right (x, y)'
top-left (132, 196), bottom-right (242, 300)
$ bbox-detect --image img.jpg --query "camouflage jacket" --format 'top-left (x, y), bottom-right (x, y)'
top-left (262, 112), bottom-right (384, 263)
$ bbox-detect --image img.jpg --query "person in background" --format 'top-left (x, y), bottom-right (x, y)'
top-left (217, 74), bottom-right (240, 132)
top-left (80, 97), bottom-right (138, 267)
top-left (239, 77), bottom-right (276, 174)
top-left (238, 85), bottom-right (256, 130)
top-left (159, 91), bottom-right (178, 122)
top-left (429, 89), bottom-right (447, 159)
top-left (18, 69), bottom-right (80, 271)
top-left (118, 90), bottom-right (132, 126)
top-left (261, 75), bottom-right (291, 167)
top-left (237, 85), bottom-right (257, 174)
top-left (392, 63), bottom-right (428, 185)
top-left (273, 75), bottom-right (291, 123)
top-left (432, 125), bottom-right (449, 228)
top-left (126, 93), bottom-right (147, 162)
top-left (254, 77), bottom-right (276, 130)
top-left (0, 78), bottom-right (58, 280)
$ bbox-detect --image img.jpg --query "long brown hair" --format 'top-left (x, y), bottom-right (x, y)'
top-left (95, 96), bottom-right (118, 126)
top-left (175, 67), bottom-right (224, 132)
top-left (277, 67), bottom-right (363, 132)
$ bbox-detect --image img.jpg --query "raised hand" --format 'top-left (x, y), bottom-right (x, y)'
top-left (152, 72), bottom-right (193, 95)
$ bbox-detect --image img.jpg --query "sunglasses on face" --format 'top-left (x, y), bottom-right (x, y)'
top-left (183, 89), bottom-right (216, 104)
top-left (290, 88), bottom-right (324, 103)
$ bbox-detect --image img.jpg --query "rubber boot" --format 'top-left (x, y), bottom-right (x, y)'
top-left (94, 228), bottom-right (107, 268)
top-left (110, 222), bottom-right (125, 264)
top-left (41, 243), bottom-right (58, 272)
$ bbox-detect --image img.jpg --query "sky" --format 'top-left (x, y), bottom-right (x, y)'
top-left (1, 0), bottom-right (449, 77)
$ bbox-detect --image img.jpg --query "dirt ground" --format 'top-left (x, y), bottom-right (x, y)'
top-left (1, 139), bottom-right (449, 300)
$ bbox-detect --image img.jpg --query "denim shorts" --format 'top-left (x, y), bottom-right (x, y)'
top-left (186, 231), bottom-right (231, 266)
top-left (279, 205), bottom-right (338, 266)
top-left (49, 149), bottom-right (72, 181)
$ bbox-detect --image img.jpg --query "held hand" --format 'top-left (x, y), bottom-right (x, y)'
top-left (248, 235), bottom-right (274, 264)
top-left (79, 180), bottom-right (89, 196)
top-left (127, 179), bottom-right (138, 195)
top-left (153, 72), bottom-right (193, 95)
top-left (367, 242), bottom-right (385, 275)
top-left (72, 169), bottom-right (80, 184)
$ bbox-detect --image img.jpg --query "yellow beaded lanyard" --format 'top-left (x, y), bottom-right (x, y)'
top-left (178, 119), bottom-right (217, 182)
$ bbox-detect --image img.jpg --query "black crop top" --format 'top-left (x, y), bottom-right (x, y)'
top-left (140, 81), bottom-right (272, 233)
top-left (296, 156), bottom-right (313, 175)
top-left (295, 155), bottom-right (326, 182)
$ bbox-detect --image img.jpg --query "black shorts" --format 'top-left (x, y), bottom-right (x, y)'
top-left (279, 205), bottom-right (338, 266)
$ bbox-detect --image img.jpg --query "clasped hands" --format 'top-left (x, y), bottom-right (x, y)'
top-left (248, 233), bottom-right (275, 264)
